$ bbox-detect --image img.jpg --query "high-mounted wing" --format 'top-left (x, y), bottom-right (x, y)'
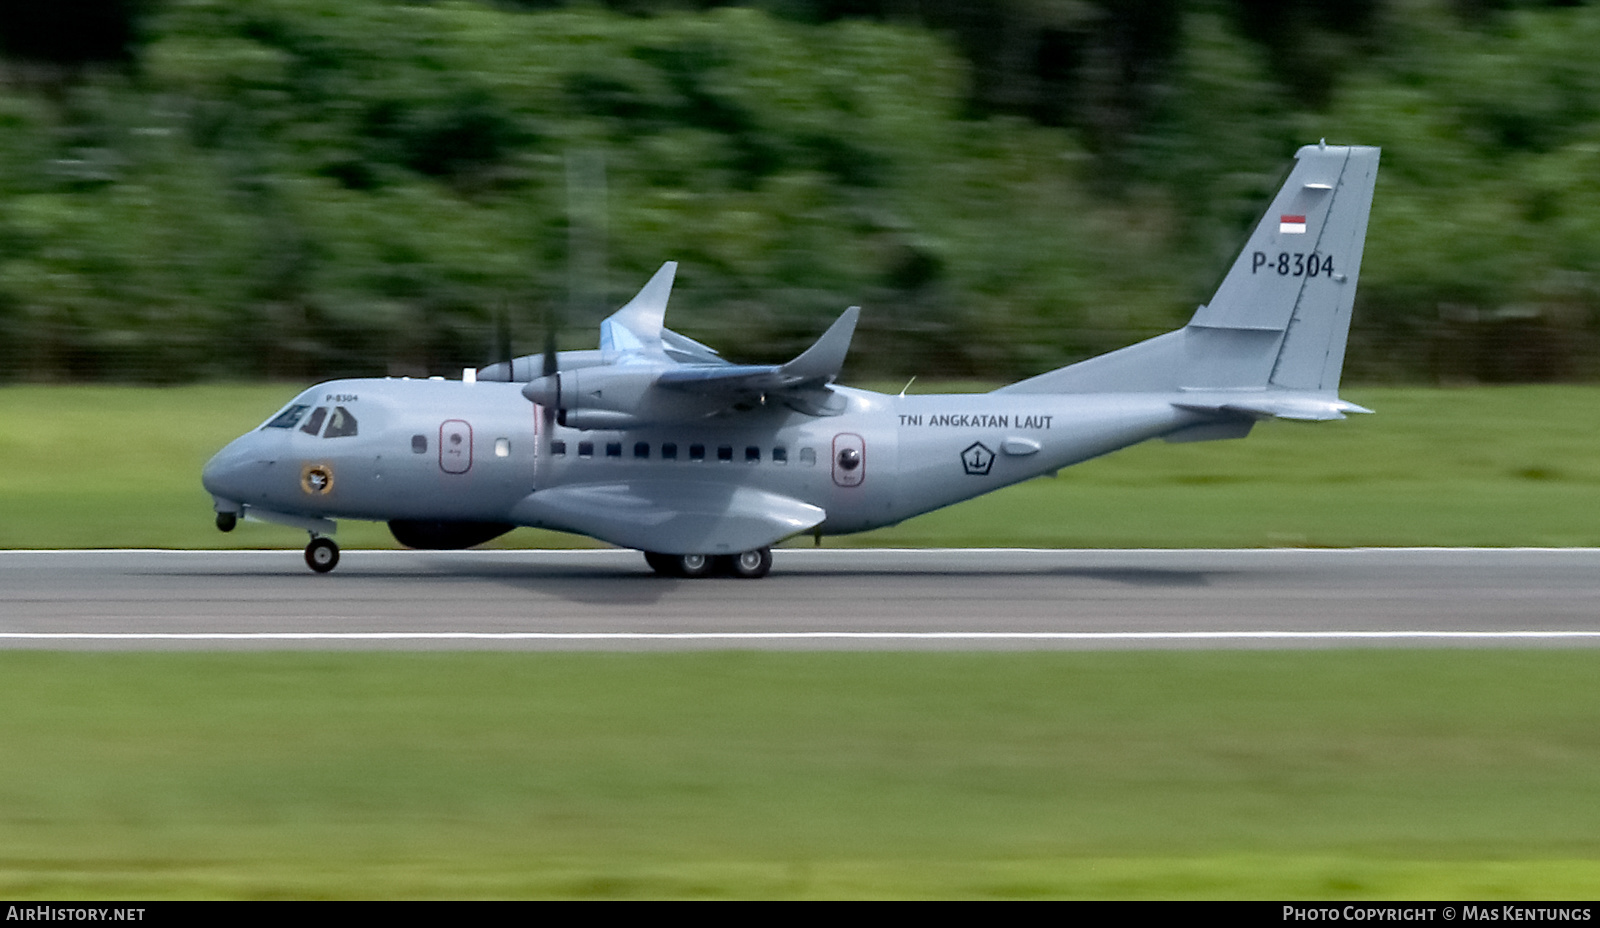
top-left (519, 263), bottom-right (860, 428)
top-left (655, 306), bottom-right (858, 394)
top-left (474, 262), bottom-right (689, 382)
top-left (599, 261), bottom-right (677, 357)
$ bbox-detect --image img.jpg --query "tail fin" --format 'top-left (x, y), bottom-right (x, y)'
top-left (998, 143), bottom-right (1380, 407)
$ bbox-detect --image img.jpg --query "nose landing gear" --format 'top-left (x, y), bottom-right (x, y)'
top-left (305, 536), bottom-right (340, 573)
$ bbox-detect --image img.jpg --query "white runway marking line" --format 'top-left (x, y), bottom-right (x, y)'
top-left (5, 631), bottom-right (1600, 642)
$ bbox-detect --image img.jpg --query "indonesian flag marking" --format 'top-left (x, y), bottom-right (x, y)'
top-left (1280, 214), bottom-right (1307, 234)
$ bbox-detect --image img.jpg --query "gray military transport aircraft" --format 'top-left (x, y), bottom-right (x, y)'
top-left (203, 143), bottom-right (1379, 578)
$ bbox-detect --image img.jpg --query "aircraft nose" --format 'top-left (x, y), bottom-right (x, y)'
top-left (202, 433), bottom-right (272, 505)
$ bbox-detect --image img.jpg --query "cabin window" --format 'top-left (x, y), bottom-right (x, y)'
top-left (300, 406), bottom-right (328, 436)
top-left (411, 435), bottom-right (427, 454)
top-left (799, 447), bottom-right (816, 466)
top-left (263, 404), bottom-right (310, 430)
top-left (689, 443), bottom-right (705, 461)
top-left (551, 440), bottom-right (567, 456)
top-left (745, 446), bottom-right (760, 463)
top-left (324, 406), bottom-right (359, 438)
top-left (717, 445), bottom-right (733, 462)
top-left (606, 442), bottom-right (622, 458)
top-left (495, 438), bottom-right (510, 458)
top-left (634, 441), bottom-right (650, 459)
top-left (661, 442), bottom-right (678, 460)
top-left (772, 446), bottom-right (788, 464)
top-left (578, 441), bottom-right (594, 458)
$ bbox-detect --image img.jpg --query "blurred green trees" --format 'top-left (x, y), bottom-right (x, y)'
top-left (3, 0), bottom-right (1600, 382)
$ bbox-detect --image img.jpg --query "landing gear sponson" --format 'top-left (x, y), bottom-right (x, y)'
top-left (644, 547), bottom-right (772, 579)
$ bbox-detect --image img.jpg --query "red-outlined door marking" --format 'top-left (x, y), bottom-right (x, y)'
top-left (832, 432), bottom-right (865, 487)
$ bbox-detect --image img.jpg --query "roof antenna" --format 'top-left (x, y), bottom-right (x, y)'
top-left (899, 376), bottom-right (917, 397)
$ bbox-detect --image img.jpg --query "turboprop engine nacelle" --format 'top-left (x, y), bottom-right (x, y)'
top-left (521, 367), bottom-right (718, 430)
top-left (521, 367), bottom-right (660, 413)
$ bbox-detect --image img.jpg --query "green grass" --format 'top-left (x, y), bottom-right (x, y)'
top-left (5, 383), bottom-right (1600, 548)
top-left (2, 651), bottom-right (1599, 899)
top-left (7, 385), bottom-right (1600, 898)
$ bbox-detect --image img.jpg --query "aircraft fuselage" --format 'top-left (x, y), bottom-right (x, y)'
top-left (203, 377), bottom-right (1199, 542)
top-left (203, 144), bottom-right (1379, 575)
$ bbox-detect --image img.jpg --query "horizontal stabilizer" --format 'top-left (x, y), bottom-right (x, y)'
top-left (1174, 392), bottom-right (1373, 421)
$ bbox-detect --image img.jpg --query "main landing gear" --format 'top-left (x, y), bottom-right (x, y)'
top-left (305, 535), bottom-right (340, 574)
top-left (644, 547), bottom-right (772, 579)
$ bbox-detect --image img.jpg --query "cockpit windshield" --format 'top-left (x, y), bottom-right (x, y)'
top-left (324, 406), bottom-right (358, 438)
top-left (260, 400), bottom-right (359, 437)
top-left (300, 407), bottom-right (329, 436)
top-left (262, 403), bottom-right (311, 430)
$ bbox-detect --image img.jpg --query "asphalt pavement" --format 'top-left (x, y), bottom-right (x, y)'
top-left (3, 548), bottom-right (1599, 650)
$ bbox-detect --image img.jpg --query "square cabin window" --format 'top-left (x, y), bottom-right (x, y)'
top-left (661, 442), bottom-right (678, 460)
top-left (689, 443), bottom-right (705, 461)
top-left (772, 446), bottom-right (787, 464)
top-left (578, 441), bottom-right (594, 458)
top-left (634, 442), bottom-right (650, 459)
top-left (745, 446), bottom-right (760, 463)
top-left (605, 442), bottom-right (622, 458)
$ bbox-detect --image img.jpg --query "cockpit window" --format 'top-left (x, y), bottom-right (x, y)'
top-left (262, 404), bottom-right (310, 430)
top-left (323, 406), bottom-right (358, 438)
top-left (300, 407), bottom-right (329, 436)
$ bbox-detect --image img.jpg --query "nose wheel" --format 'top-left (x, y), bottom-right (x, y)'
top-left (305, 536), bottom-right (340, 573)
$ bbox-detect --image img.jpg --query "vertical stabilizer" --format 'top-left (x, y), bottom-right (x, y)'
top-left (998, 144), bottom-right (1379, 400)
top-left (1190, 143), bottom-right (1379, 392)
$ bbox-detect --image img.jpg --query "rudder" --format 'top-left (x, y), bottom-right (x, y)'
top-left (997, 143), bottom-right (1380, 399)
top-left (1189, 143), bottom-right (1380, 392)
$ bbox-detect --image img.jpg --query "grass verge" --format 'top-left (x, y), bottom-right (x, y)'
top-left (2, 651), bottom-right (1600, 899)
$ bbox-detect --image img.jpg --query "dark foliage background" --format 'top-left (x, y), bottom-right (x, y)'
top-left (3, 0), bottom-right (1599, 383)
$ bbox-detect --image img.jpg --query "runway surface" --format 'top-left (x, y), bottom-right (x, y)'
top-left (3, 548), bottom-right (1600, 650)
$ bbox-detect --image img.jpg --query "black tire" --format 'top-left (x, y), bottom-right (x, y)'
top-left (727, 547), bottom-right (773, 579)
top-left (677, 553), bottom-right (714, 579)
top-left (643, 551), bottom-right (678, 576)
top-left (305, 537), bottom-right (340, 573)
